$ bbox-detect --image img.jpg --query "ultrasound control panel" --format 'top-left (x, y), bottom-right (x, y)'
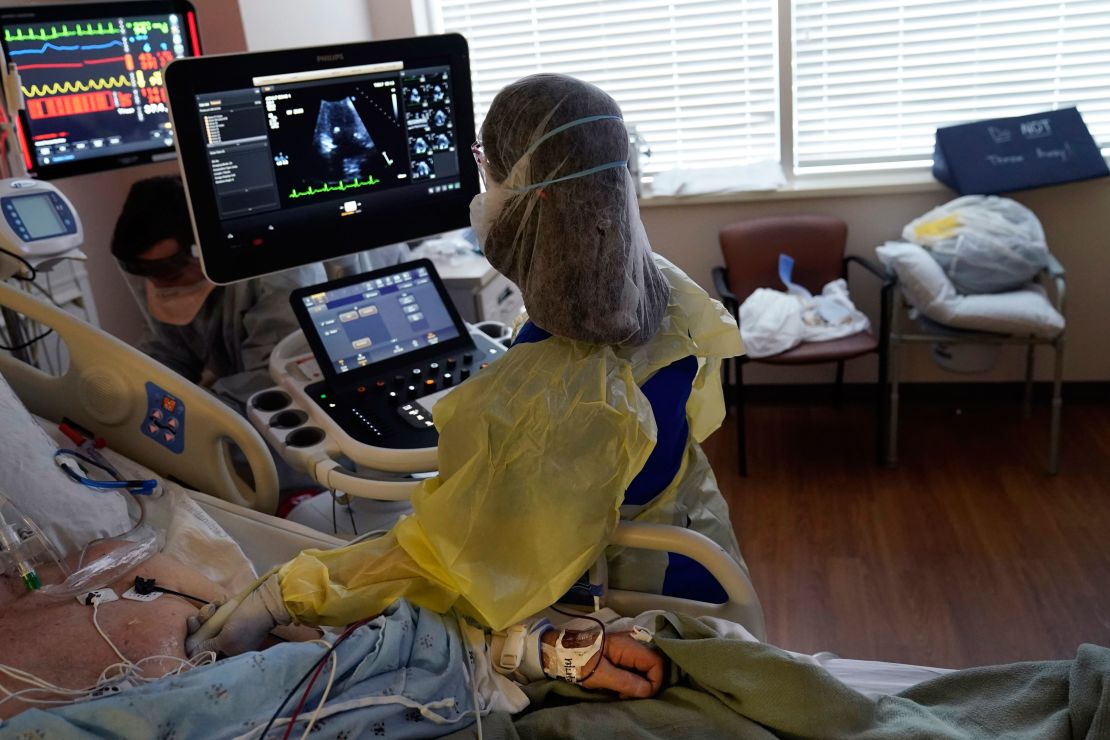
top-left (303, 334), bottom-right (503, 449)
top-left (290, 258), bottom-right (505, 450)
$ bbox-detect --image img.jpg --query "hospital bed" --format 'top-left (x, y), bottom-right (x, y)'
top-left (0, 277), bottom-right (968, 738)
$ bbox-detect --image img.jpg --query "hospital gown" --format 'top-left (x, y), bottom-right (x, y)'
top-left (0, 601), bottom-right (507, 739)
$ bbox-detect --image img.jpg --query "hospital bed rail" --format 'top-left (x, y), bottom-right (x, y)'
top-left (193, 490), bottom-right (766, 639)
top-left (0, 280), bottom-right (280, 512)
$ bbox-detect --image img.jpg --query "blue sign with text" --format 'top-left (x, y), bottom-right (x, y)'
top-left (932, 107), bottom-right (1108, 195)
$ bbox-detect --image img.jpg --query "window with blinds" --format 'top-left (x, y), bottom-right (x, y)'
top-left (430, 0), bottom-right (779, 175)
top-left (793, 0), bottom-right (1110, 172)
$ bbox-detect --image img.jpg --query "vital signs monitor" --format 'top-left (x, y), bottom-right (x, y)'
top-left (0, 1), bottom-right (201, 180)
top-left (165, 35), bottom-right (479, 284)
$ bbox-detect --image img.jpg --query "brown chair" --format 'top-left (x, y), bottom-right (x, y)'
top-left (712, 215), bottom-right (893, 475)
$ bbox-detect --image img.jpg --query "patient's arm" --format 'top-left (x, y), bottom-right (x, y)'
top-left (0, 546), bottom-right (227, 720)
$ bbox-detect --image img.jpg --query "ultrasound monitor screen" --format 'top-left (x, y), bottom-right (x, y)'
top-left (0, 2), bottom-right (201, 180)
top-left (197, 63), bottom-right (459, 219)
top-left (165, 35), bottom-right (479, 284)
top-left (301, 264), bottom-right (460, 375)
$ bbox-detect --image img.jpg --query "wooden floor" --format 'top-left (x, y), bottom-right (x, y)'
top-left (703, 393), bottom-right (1110, 669)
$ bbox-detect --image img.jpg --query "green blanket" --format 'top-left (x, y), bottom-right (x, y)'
top-left (446, 613), bottom-right (1110, 739)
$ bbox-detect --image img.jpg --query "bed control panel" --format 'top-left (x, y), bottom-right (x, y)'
top-left (141, 382), bottom-right (185, 454)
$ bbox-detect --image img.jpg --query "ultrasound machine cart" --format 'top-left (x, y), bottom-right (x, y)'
top-left (165, 35), bottom-right (500, 506)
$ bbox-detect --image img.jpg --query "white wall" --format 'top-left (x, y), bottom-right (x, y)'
top-left (238, 0), bottom-right (373, 51)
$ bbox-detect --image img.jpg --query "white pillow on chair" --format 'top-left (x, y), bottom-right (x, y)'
top-left (876, 241), bottom-right (1064, 339)
top-left (0, 369), bottom-right (132, 557)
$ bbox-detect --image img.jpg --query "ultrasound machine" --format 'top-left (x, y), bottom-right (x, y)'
top-left (166, 35), bottom-right (510, 531)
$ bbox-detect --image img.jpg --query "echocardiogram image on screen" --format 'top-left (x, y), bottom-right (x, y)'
top-left (264, 77), bottom-right (410, 207)
top-left (0, 2), bottom-right (201, 179)
top-left (166, 35), bottom-right (478, 283)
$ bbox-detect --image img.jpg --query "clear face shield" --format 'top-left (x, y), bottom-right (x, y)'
top-left (118, 243), bottom-right (215, 328)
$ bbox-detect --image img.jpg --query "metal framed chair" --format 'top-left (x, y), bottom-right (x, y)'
top-left (712, 215), bottom-right (893, 476)
top-left (885, 255), bottom-right (1067, 474)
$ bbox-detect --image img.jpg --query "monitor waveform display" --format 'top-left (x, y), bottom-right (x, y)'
top-left (0, 7), bottom-right (195, 176)
top-left (3, 22), bottom-right (119, 43)
top-left (21, 74), bottom-right (130, 98)
top-left (288, 175), bottom-right (382, 200)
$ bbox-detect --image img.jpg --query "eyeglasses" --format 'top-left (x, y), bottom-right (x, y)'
top-left (119, 248), bottom-right (196, 280)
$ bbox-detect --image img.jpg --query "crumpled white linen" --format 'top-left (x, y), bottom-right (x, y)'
top-left (739, 279), bottom-right (870, 358)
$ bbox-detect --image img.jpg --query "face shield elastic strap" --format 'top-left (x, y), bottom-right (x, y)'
top-left (509, 114), bottom-right (628, 193)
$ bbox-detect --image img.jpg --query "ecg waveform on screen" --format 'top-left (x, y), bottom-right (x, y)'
top-left (3, 22), bottom-right (119, 43)
top-left (288, 175), bottom-right (382, 200)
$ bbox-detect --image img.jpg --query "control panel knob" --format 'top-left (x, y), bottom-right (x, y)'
top-left (480, 362), bottom-right (490, 370)
top-left (463, 352), bottom-right (474, 364)
top-left (429, 362), bottom-right (440, 373)
top-left (460, 368), bottom-right (471, 381)
top-left (393, 374), bottom-right (405, 388)
top-left (424, 378), bottom-right (437, 393)
top-left (442, 372), bottom-right (454, 387)
top-left (411, 368), bottom-right (422, 379)
top-left (407, 384), bottom-right (419, 399)
top-left (446, 356), bottom-right (458, 369)
top-left (374, 380), bottom-right (387, 393)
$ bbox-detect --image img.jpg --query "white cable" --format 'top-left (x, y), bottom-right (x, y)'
top-left (453, 611), bottom-right (484, 740)
top-left (299, 650), bottom-right (338, 739)
top-left (91, 600), bottom-right (130, 665)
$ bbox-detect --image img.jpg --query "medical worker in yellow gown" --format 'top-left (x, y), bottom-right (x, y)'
top-left (188, 73), bottom-right (750, 657)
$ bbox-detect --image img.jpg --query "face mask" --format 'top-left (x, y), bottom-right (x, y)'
top-left (469, 192), bottom-right (494, 249)
top-left (145, 279), bottom-right (216, 326)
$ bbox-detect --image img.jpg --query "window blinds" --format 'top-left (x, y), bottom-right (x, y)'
top-left (793, 0), bottom-right (1110, 171)
top-left (432, 0), bottom-right (779, 174)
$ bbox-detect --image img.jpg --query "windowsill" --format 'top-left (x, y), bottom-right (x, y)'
top-left (639, 170), bottom-right (950, 208)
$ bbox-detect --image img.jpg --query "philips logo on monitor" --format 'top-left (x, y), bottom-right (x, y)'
top-left (317, 53), bottom-right (344, 62)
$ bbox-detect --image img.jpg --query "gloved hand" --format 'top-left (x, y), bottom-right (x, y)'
top-left (185, 574), bottom-right (292, 657)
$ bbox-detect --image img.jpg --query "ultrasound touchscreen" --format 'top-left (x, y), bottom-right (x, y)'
top-left (300, 265), bottom-right (460, 375)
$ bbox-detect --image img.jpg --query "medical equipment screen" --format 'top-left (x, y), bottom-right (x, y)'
top-left (196, 65), bottom-right (461, 220)
top-left (0, 2), bottom-right (201, 180)
top-left (165, 35), bottom-right (479, 284)
top-left (301, 264), bottom-right (461, 375)
top-left (9, 193), bottom-right (66, 239)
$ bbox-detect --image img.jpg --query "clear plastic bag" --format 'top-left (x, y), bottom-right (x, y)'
top-left (903, 195), bottom-right (1048, 294)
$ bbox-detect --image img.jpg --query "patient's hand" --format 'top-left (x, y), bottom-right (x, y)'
top-left (543, 629), bottom-right (665, 699)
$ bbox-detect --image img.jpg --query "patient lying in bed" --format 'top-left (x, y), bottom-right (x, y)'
top-left (0, 543), bottom-right (227, 720)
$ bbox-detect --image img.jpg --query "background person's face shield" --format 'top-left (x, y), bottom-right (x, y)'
top-left (472, 73), bottom-right (670, 346)
top-left (118, 243), bottom-right (214, 327)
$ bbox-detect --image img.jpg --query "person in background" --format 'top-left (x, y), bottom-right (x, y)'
top-left (110, 175), bottom-right (325, 410)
